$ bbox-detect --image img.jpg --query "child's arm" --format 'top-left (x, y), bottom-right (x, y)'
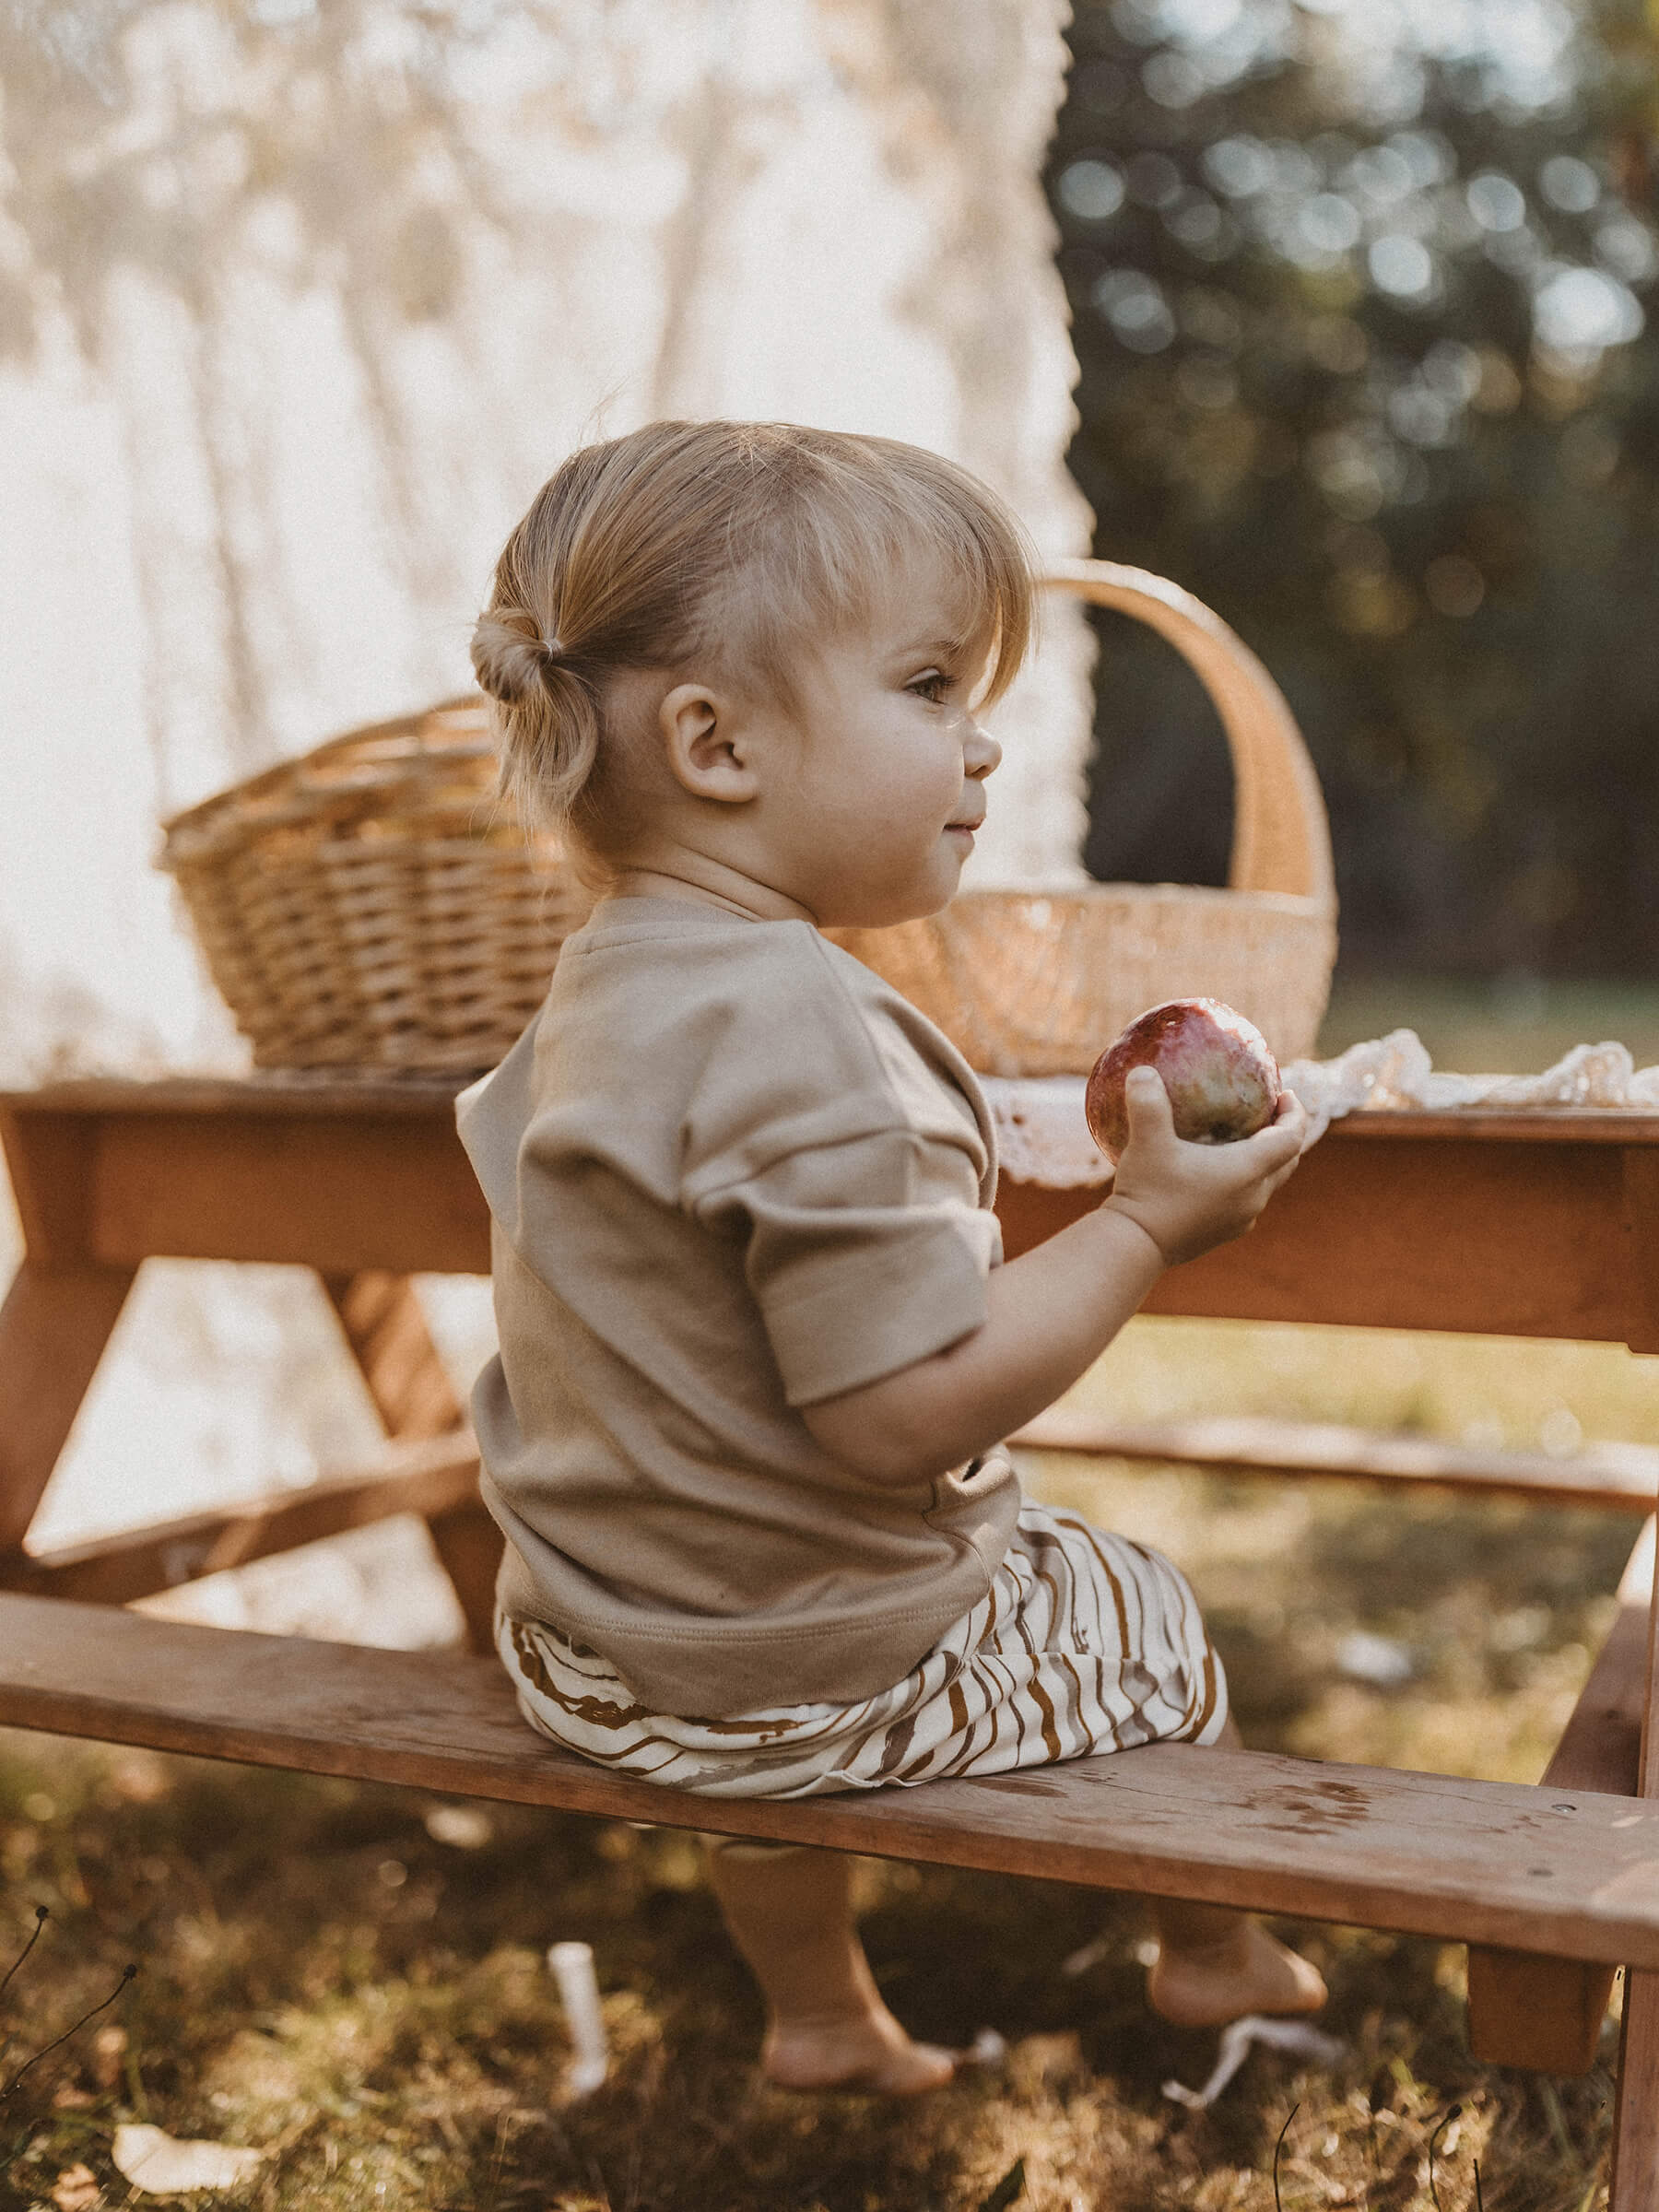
top-left (800, 1066), bottom-right (1308, 1485)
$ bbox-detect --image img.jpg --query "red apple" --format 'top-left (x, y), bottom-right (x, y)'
top-left (1085, 998), bottom-right (1282, 1165)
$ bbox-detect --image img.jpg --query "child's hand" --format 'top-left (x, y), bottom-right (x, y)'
top-left (1103, 1067), bottom-right (1308, 1267)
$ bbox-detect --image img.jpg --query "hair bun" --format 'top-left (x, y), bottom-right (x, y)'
top-left (471, 606), bottom-right (556, 707)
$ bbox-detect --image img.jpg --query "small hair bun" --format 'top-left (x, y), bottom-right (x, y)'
top-left (471, 606), bottom-right (559, 707)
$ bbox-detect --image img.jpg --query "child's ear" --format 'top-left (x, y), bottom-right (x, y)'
top-left (659, 682), bottom-right (759, 805)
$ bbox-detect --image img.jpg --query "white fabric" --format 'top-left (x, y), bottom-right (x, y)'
top-left (1162, 2017), bottom-right (1347, 2111)
top-left (982, 1030), bottom-right (1659, 1190)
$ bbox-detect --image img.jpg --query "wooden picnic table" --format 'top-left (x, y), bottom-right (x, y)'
top-left (3, 1077), bottom-right (1658, 2195)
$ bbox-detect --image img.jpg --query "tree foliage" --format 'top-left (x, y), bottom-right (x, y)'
top-left (1053, 0), bottom-right (1659, 977)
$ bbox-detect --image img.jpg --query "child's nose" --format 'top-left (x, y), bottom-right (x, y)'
top-left (965, 722), bottom-right (1002, 778)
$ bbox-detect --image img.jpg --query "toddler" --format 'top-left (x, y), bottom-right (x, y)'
top-left (458, 419), bottom-right (1324, 2096)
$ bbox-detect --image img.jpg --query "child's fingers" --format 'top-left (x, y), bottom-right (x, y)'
top-left (1121, 1064), bottom-right (1175, 1147)
top-left (1272, 1090), bottom-right (1312, 1155)
top-left (1231, 1112), bottom-right (1304, 1176)
top-left (1273, 1088), bottom-right (1309, 1136)
top-left (1262, 1150), bottom-right (1304, 1198)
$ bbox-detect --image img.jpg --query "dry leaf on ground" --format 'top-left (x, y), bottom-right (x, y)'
top-left (89, 2025), bottom-right (126, 2090)
top-left (112, 2124), bottom-right (265, 2194)
top-left (50, 2165), bottom-right (101, 2211)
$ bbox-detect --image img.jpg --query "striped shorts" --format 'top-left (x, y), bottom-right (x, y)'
top-left (497, 1500), bottom-right (1228, 1800)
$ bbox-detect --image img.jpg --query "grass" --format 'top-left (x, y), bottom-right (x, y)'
top-left (4, 974), bottom-right (1657, 2208)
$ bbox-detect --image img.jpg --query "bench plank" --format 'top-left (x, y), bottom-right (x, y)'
top-left (2, 1594), bottom-right (1658, 1970)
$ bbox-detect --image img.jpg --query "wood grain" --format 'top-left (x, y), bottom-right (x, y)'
top-left (5, 1083), bottom-right (1658, 1345)
top-left (0, 1260), bottom-right (135, 1553)
top-left (320, 1273), bottom-right (494, 1646)
top-left (86, 1111), bottom-right (489, 1276)
top-left (323, 1273), bottom-right (466, 1440)
top-left (6, 1079), bottom-right (1659, 1145)
top-left (423, 1495), bottom-right (505, 1655)
top-left (1609, 1560), bottom-right (1659, 2205)
top-left (1465, 1596), bottom-right (1649, 2074)
top-left (1465, 1948), bottom-right (1618, 2077)
top-left (0, 1107), bottom-right (135, 1549)
top-left (1010, 1408), bottom-right (1659, 1514)
top-left (1620, 1151), bottom-right (1659, 1355)
top-left (0, 1076), bottom-right (470, 1120)
top-left (0, 1108), bottom-right (100, 1261)
top-left (0, 1441), bottom-right (480, 1605)
top-left (1610, 1971), bottom-right (1659, 2206)
top-left (1107, 1138), bottom-right (1636, 1341)
top-left (3, 1594), bottom-right (1659, 1968)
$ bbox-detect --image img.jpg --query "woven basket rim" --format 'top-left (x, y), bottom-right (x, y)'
top-left (157, 693), bottom-right (504, 871)
top-left (159, 690), bottom-right (598, 1077)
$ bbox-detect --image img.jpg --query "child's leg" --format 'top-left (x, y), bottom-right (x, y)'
top-left (1144, 1717), bottom-right (1327, 2027)
top-left (703, 1840), bottom-right (957, 2094)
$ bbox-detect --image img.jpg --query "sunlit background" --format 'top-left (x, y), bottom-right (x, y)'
top-left (0, 0), bottom-right (1090, 1612)
top-left (2, 0), bottom-right (1657, 1621)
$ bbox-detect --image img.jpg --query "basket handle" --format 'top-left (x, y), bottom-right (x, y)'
top-left (1038, 559), bottom-right (1335, 908)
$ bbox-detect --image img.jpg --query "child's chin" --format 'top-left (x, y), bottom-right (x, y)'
top-left (823, 856), bottom-right (964, 931)
top-left (833, 888), bottom-right (952, 931)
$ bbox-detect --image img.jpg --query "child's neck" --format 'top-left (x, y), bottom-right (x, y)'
top-left (605, 860), bottom-right (818, 927)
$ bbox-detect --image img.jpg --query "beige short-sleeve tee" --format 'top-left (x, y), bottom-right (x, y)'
top-left (456, 894), bottom-right (1021, 1719)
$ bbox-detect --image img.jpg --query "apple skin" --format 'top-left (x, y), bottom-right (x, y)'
top-left (1085, 998), bottom-right (1282, 1165)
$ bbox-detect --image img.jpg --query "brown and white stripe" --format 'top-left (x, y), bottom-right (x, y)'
top-left (498, 1501), bottom-right (1227, 1800)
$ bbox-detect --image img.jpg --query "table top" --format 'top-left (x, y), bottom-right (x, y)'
top-left (6, 1072), bottom-right (1659, 1147)
top-left (6, 1070), bottom-right (1659, 1347)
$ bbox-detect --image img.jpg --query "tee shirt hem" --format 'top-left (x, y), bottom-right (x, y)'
top-left (499, 1582), bottom-right (994, 1719)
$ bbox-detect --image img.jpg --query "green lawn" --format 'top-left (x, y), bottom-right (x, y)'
top-left (1318, 973), bottom-right (1659, 1076)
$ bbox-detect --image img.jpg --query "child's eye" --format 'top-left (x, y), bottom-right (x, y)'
top-left (907, 670), bottom-right (951, 702)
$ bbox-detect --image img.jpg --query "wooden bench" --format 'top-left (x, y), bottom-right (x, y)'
top-left (5, 1080), bottom-right (1659, 2201)
top-left (0, 1586), bottom-right (1653, 1967)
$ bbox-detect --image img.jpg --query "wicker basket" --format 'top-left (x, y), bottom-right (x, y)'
top-left (828, 561), bottom-right (1338, 1076)
top-left (159, 695), bottom-right (595, 1073)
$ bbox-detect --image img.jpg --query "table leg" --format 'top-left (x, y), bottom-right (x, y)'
top-left (323, 1271), bottom-right (466, 1439)
top-left (0, 1258), bottom-right (135, 1554)
top-left (422, 1493), bottom-right (506, 1655)
top-left (1608, 1529), bottom-right (1659, 2206)
top-left (1465, 1951), bottom-right (1618, 2077)
top-left (321, 1271), bottom-right (501, 1652)
top-left (1465, 1539), bottom-right (1652, 2074)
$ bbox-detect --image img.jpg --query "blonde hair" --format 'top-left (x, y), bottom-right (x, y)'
top-left (470, 419), bottom-right (1035, 847)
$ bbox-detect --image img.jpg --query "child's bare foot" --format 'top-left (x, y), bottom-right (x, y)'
top-left (762, 2004), bottom-right (957, 2095)
top-left (705, 1843), bottom-right (959, 2095)
top-left (1147, 1921), bottom-right (1327, 2029)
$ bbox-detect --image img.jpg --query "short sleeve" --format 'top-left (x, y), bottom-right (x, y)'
top-left (692, 1125), bottom-right (1000, 1406)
